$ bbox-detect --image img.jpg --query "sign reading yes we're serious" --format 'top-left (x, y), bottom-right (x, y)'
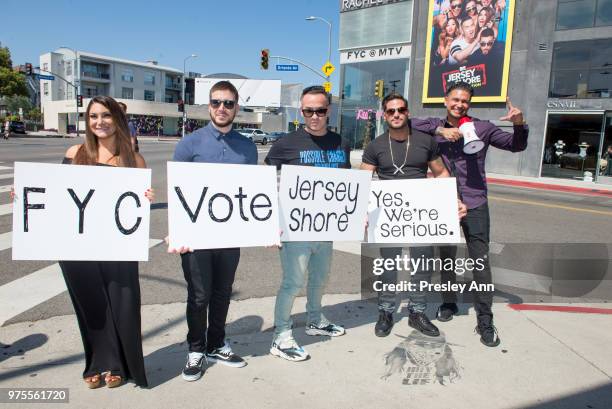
top-left (368, 178), bottom-right (461, 244)
top-left (278, 165), bottom-right (371, 241)
top-left (12, 162), bottom-right (151, 261)
top-left (167, 162), bottom-right (280, 250)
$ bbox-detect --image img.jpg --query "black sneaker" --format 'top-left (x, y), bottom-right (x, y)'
top-left (182, 352), bottom-right (205, 381)
top-left (436, 303), bottom-right (459, 322)
top-left (408, 312), bottom-right (440, 337)
top-left (476, 317), bottom-right (501, 347)
top-left (375, 311), bottom-right (394, 337)
top-left (206, 342), bottom-right (247, 368)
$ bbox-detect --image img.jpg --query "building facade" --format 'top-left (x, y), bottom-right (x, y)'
top-left (39, 50), bottom-right (281, 135)
top-left (338, 0), bottom-right (612, 185)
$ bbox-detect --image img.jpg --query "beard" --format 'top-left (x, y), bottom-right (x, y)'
top-left (387, 117), bottom-right (410, 130)
top-left (211, 111), bottom-right (236, 128)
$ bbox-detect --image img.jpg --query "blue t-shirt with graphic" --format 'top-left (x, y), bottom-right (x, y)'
top-left (264, 128), bottom-right (351, 169)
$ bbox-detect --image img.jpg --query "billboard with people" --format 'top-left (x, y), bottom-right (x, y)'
top-left (422, 0), bottom-right (516, 103)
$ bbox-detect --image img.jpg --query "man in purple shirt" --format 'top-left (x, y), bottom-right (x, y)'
top-left (412, 82), bottom-right (528, 347)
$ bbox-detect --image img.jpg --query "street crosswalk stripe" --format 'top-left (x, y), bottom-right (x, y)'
top-left (0, 203), bottom-right (12, 216)
top-left (0, 166), bottom-right (13, 171)
top-left (0, 186), bottom-right (12, 193)
top-left (0, 238), bottom-right (163, 326)
top-left (0, 173), bottom-right (14, 180)
top-left (0, 231), bottom-right (11, 251)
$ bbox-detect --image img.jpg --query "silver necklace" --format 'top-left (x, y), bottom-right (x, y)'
top-left (388, 133), bottom-right (409, 175)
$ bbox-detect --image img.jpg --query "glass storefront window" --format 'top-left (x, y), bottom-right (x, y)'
top-left (339, 1), bottom-right (412, 49)
top-left (340, 58), bottom-right (409, 148)
top-left (556, 0), bottom-right (597, 30)
top-left (549, 39), bottom-right (612, 98)
top-left (598, 113), bottom-right (612, 180)
top-left (541, 113), bottom-right (604, 181)
top-left (596, 0), bottom-right (612, 26)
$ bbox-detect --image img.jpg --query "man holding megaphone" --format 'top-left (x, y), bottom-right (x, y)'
top-left (412, 82), bottom-right (528, 348)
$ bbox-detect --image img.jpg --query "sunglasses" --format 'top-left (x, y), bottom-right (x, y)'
top-left (302, 107), bottom-right (328, 117)
top-left (480, 41), bottom-right (494, 46)
top-left (466, 6), bottom-right (476, 12)
top-left (385, 107), bottom-right (408, 115)
top-left (210, 99), bottom-right (236, 109)
top-left (451, 4), bottom-right (462, 9)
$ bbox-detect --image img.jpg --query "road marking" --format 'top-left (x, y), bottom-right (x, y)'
top-left (0, 186), bottom-right (12, 193)
top-left (489, 195), bottom-right (612, 217)
top-left (0, 203), bottom-right (12, 216)
top-left (0, 166), bottom-right (12, 171)
top-left (0, 239), bottom-right (163, 326)
top-left (0, 231), bottom-right (11, 251)
top-left (0, 173), bottom-right (13, 180)
top-left (509, 304), bottom-right (612, 314)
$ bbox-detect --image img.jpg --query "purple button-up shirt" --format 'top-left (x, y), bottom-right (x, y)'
top-left (411, 117), bottom-right (529, 209)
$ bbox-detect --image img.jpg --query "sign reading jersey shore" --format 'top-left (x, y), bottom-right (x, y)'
top-left (422, 0), bottom-right (516, 102)
top-left (12, 162), bottom-right (151, 261)
top-left (168, 162), bottom-right (279, 249)
top-left (368, 178), bottom-right (460, 244)
top-left (279, 165), bottom-right (371, 241)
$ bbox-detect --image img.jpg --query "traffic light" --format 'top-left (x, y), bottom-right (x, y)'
top-left (374, 80), bottom-right (384, 99)
top-left (25, 63), bottom-right (33, 76)
top-left (260, 49), bottom-right (269, 70)
top-left (77, 95), bottom-right (83, 107)
top-left (178, 99), bottom-right (184, 112)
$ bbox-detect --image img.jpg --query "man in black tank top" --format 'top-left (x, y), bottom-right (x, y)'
top-left (360, 93), bottom-right (466, 338)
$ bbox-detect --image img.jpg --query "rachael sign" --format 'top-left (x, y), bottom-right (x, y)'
top-left (422, 0), bottom-right (516, 102)
top-left (367, 178), bottom-right (460, 244)
top-left (167, 162), bottom-right (280, 250)
top-left (278, 165), bottom-right (371, 241)
top-left (12, 162), bottom-right (151, 261)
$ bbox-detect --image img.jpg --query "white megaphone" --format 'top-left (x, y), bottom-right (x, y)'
top-left (458, 116), bottom-right (484, 154)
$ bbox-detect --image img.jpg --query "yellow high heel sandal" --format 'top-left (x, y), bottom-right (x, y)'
top-left (105, 373), bottom-right (123, 388)
top-left (83, 374), bottom-right (101, 389)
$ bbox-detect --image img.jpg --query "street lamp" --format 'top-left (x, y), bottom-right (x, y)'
top-left (306, 16), bottom-right (332, 77)
top-left (182, 54), bottom-right (197, 138)
top-left (59, 46), bottom-right (80, 136)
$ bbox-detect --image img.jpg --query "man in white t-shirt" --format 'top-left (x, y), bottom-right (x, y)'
top-left (448, 18), bottom-right (480, 65)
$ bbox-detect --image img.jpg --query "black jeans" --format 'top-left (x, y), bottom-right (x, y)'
top-left (181, 248), bottom-right (240, 353)
top-left (377, 246), bottom-right (435, 314)
top-left (439, 203), bottom-right (493, 319)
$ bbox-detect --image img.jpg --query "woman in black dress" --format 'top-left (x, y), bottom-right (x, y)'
top-left (60, 96), bottom-right (152, 389)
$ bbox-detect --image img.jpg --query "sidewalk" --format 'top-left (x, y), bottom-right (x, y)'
top-left (350, 150), bottom-right (612, 196)
top-left (1, 294), bottom-right (611, 408)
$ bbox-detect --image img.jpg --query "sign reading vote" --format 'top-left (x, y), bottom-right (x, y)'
top-left (167, 162), bottom-right (280, 250)
top-left (12, 162), bottom-right (151, 261)
top-left (278, 165), bottom-right (371, 241)
top-left (368, 178), bottom-right (461, 244)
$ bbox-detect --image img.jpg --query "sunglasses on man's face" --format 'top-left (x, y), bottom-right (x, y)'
top-left (210, 99), bottom-right (236, 109)
top-left (480, 41), bottom-right (494, 46)
top-left (385, 107), bottom-right (408, 116)
top-left (451, 4), bottom-right (462, 9)
top-left (302, 107), bottom-right (328, 117)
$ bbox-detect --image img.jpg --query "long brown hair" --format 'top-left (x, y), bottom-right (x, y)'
top-left (73, 96), bottom-right (136, 167)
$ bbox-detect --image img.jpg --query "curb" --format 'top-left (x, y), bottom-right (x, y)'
top-left (487, 177), bottom-right (612, 198)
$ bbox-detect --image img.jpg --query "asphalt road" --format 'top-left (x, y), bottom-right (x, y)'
top-left (0, 137), bottom-right (610, 325)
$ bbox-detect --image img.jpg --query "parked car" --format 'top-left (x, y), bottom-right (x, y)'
top-left (268, 131), bottom-right (286, 143)
top-left (237, 128), bottom-right (270, 145)
top-left (8, 121), bottom-right (26, 134)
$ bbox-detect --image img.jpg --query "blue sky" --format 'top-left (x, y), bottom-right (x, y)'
top-left (2, 0), bottom-right (340, 92)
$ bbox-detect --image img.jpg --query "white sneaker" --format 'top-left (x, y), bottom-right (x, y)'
top-left (270, 335), bottom-right (309, 362)
top-left (305, 322), bottom-right (346, 337)
top-left (182, 352), bottom-right (206, 381)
